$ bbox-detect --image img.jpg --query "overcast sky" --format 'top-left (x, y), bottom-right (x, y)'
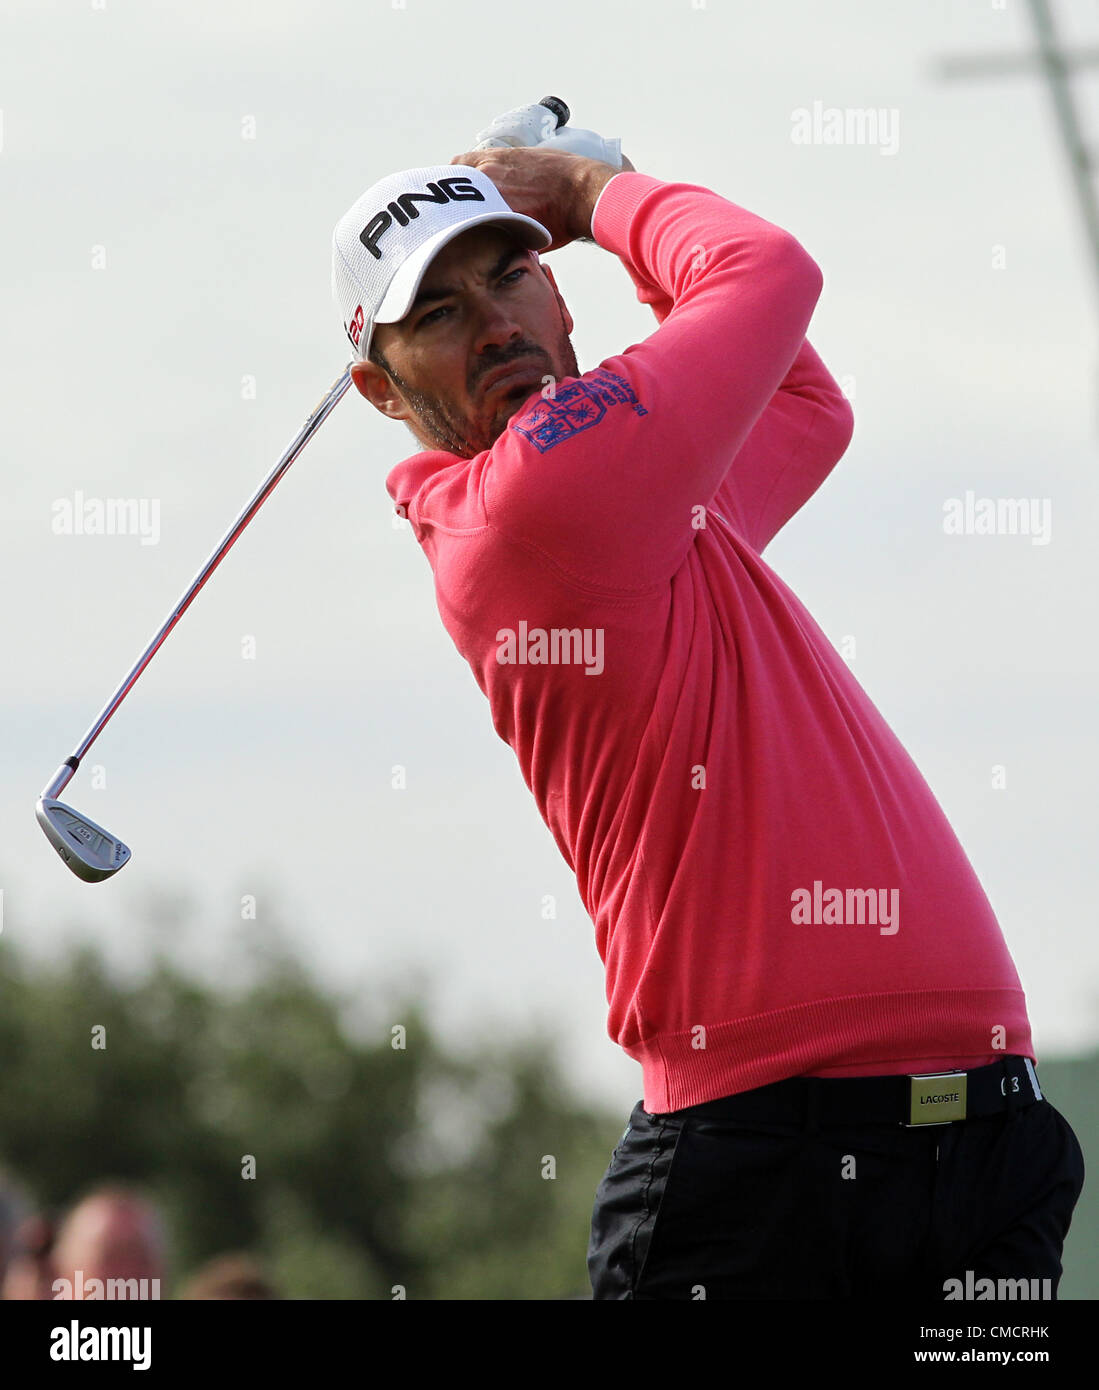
top-left (3, 0), bottom-right (1097, 1116)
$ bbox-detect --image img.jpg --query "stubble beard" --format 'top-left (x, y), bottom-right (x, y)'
top-left (393, 325), bottom-right (580, 459)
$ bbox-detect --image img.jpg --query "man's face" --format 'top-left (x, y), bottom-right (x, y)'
top-left (349, 225), bottom-right (579, 458)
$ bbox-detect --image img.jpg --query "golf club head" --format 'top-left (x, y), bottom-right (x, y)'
top-left (35, 797), bottom-right (131, 882)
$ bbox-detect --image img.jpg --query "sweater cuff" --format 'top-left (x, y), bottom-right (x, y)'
top-left (590, 171), bottom-right (666, 252)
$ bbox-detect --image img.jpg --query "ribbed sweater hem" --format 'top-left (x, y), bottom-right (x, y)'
top-left (626, 989), bottom-right (1034, 1113)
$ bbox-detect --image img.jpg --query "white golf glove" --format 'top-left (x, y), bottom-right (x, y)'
top-left (473, 101), bottom-right (623, 169)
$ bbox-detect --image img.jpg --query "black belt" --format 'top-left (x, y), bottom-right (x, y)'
top-left (667, 1056), bottom-right (1044, 1128)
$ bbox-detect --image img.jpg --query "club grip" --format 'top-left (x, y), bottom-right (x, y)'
top-left (538, 96), bottom-right (570, 130)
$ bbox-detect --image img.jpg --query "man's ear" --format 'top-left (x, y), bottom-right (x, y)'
top-left (350, 357), bottom-right (410, 422)
top-left (539, 262), bottom-right (574, 334)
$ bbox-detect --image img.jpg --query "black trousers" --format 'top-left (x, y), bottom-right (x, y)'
top-left (587, 1059), bottom-right (1085, 1299)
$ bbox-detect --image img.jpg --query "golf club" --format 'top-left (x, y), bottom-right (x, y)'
top-left (35, 367), bottom-right (352, 881)
top-left (36, 95), bottom-right (572, 883)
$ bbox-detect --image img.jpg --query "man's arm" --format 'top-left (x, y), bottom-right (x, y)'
top-left (712, 338), bottom-right (853, 553)
top-left (450, 151), bottom-right (829, 590)
top-left (591, 171), bottom-right (853, 553)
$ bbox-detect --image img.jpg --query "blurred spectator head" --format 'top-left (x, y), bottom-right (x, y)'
top-left (51, 1184), bottom-right (167, 1295)
top-left (0, 1173), bottom-right (30, 1285)
top-left (1, 1212), bottom-right (56, 1300)
top-left (179, 1252), bottom-right (279, 1299)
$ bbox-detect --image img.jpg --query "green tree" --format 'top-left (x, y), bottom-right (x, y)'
top-left (0, 907), bottom-right (622, 1299)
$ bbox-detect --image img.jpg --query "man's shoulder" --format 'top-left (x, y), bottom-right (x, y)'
top-left (505, 368), bottom-right (650, 456)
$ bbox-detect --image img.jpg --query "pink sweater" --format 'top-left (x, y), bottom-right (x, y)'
top-left (385, 171), bottom-right (1034, 1113)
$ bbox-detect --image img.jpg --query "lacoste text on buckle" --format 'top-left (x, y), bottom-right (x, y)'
top-left (905, 1071), bottom-right (968, 1127)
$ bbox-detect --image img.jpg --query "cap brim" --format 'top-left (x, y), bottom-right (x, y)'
top-left (374, 212), bottom-right (552, 326)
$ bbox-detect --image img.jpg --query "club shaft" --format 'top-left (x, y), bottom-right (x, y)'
top-left (41, 365), bottom-right (354, 802)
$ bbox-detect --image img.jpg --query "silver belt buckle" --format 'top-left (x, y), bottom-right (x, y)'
top-left (905, 1071), bottom-right (968, 1127)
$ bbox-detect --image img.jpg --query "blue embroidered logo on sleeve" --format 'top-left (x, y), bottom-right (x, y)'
top-left (509, 368), bottom-right (648, 453)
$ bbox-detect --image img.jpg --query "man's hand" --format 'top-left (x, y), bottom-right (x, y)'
top-left (449, 146), bottom-right (630, 252)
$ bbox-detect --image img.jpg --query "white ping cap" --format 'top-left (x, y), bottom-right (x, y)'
top-left (331, 164), bottom-right (552, 360)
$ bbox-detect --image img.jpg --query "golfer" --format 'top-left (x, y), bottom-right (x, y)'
top-left (331, 141), bottom-right (1084, 1299)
